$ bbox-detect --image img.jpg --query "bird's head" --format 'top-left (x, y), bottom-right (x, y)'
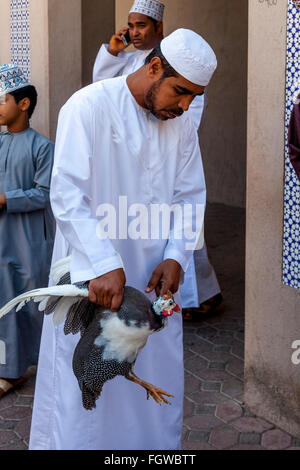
top-left (152, 291), bottom-right (181, 318)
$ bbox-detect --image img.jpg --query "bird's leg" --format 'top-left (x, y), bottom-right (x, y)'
top-left (125, 370), bottom-right (173, 405)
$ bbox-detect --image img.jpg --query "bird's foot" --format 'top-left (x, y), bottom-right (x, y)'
top-left (126, 371), bottom-right (173, 405)
top-left (145, 383), bottom-right (173, 405)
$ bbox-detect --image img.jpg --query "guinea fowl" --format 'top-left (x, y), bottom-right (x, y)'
top-left (0, 257), bottom-right (181, 410)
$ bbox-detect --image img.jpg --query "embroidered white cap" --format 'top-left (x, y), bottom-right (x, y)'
top-left (160, 29), bottom-right (217, 86)
top-left (130, 0), bottom-right (165, 22)
top-left (0, 64), bottom-right (30, 97)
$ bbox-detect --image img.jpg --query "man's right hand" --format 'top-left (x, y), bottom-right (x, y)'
top-left (108, 27), bottom-right (130, 56)
top-left (89, 268), bottom-right (126, 312)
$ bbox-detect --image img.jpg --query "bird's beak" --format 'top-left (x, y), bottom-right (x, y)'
top-left (173, 304), bottom-right (181, 314)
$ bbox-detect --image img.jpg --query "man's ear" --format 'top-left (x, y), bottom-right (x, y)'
top-left (148, 57), bottom-right (163, 78)
top-left (18, 97), bottom-right (30, 113)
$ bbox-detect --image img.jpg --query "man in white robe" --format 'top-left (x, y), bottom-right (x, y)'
top-left (29, 28), bottom-right (217, 450)
top-left (93, 0), bottom-right (222, 314)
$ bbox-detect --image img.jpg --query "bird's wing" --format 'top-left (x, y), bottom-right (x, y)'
top-left (50, 256), bottom-right (71, 285)
top-left (0, 285), bottom-right (89, 326)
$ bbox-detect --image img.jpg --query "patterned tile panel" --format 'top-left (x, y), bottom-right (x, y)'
top-left (10, 0), bottom-right (30, 80)
top-left (283, 0), bottom-right (300, 290)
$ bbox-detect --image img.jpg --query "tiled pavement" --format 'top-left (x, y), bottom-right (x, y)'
top-left (0, 203), bottom-right (299, 451)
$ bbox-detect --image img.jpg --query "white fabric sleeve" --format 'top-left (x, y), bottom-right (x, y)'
top-left (50, 93), bottom-right (124, 284)
top-left (163, 120), bottom-right (206, 272)
top-left (93, 44), bottom-right (130, 83)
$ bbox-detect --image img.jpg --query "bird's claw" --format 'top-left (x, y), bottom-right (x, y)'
top-left (145, 384), bottom-right (173, 405)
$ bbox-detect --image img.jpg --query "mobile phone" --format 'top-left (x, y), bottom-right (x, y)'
top-left (121, 30), bottom-right (131, 47)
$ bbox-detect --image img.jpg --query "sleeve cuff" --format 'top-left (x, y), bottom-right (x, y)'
top-left (70, 253), bottom-right (124, 284)
top-left (5, 190), bottom-right (22, 213)
top-left (163, 247), bottom-right (191, 273)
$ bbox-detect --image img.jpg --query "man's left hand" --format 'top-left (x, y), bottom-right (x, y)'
top-left (0, 193), bottom-right (6, 210)
top-left (145, 259), bottom-right (182, 297)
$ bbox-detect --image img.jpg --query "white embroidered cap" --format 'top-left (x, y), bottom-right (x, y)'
top-left (130, 0), bottom-right (165, 22)
top-left (160, 29), bottom-right (217, 86)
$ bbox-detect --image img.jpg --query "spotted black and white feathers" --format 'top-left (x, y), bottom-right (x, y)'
top-left (0, 256), bottom-right (180, 410)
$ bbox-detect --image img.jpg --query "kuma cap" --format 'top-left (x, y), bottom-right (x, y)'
top-left (130, 0), bottom-right (165, 22)
top-left (0, 64), bottom-right (30, 97)
top-left (160, 29), bottom-right (217, 86)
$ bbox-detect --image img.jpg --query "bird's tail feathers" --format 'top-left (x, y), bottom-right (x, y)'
top-left (0, 284), bottom-right (89, 323)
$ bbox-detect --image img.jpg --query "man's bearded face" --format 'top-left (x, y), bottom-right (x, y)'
top-left (144, 74), bottom-right (205, 121)
top-left (145, 77), bottom-right (185, 121)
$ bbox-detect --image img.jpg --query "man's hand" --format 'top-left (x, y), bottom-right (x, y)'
top-left (89, 268), bottom-right (126, 312)
top-left (108, 27), bottom-right (131, 56)
top-left (0, 193), bottom-right (6, 211)
top-left (145, 259), bottom-right (182, 297)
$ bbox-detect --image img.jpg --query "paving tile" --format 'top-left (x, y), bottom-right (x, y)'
top-left (0, 419), bottom-right (16, 431)
top-left (195, 369), bottom-right (231, 382)
top-left (211, 336), bottom-right (237, 346)
top-left (231, 343), bottom-right (245, 359)
top-left (239, 433), bottom-right (261, 445)
top-left (292, 437), bottom-right (300, 447)
top-left (184, 415), bottom-right (223, 431)
top-left (184, 373), bottom-right (201, 394)
top-left (213, 323), bottom-right (240, 331)
top-left (183, 333), bottom-right (199, 346)
top-left (0, 392), bottom-right (18, 410)
top-left (188, 430), bottom-right (210, 443)
top-left (216, 402), bottom-right (243, 422)
top-left (0, 406), bottom-right (32, 420)
top-left (182, 425), bottom-right (189, 442)
top-left (0, 430), bottom-right (17, 446)
top-left (0, 439), bottom-right (27, 450)
top-left (231, 417), bottom-right (274, 433)
top-left (196, 327), bottom-right (219, 340)
top-left (182, 441), bottom-right (215, 450)
top-left (14, 416), bottom-right (32, 442)
top-left (213, 345), bottom-right (232, 353)
top-left (226, 357), bottom-right (245, 378)
top-left (230, 444), bottom-right (264, 450)
top-left (218, 330), bottom-right (235, 338)
top-left (208, 362), bottom-right (226, 370)
top-left (234, 331), bottom-right (245, 343)
top-left (261, 429), bottom-right (292, 450)
top-left (189, 340), bottom-right (214, 355)
top-left (197, 351), bottom-right (233, 363)
top-left (210, 427), bottom-right (239, 449)
top-left (201, 382), bottom-right (222, 392)
top-left (15, 395), bottom-right (33, 407)
top-left (183, 350), bottom-right (197, 361)
top-left (194, 404), bottom-right (216, 416)
top-left (184, 356), bottom-right (208, 374)
top-left (183, 399), bottom-right (194, 418)
top-left (189, 391), bottom-right (229, 405)
top-left (221, 377), bottom-right (244, 398)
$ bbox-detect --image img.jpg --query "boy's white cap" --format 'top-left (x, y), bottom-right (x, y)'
top-left (160, 29), bottom-right (217, 86)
